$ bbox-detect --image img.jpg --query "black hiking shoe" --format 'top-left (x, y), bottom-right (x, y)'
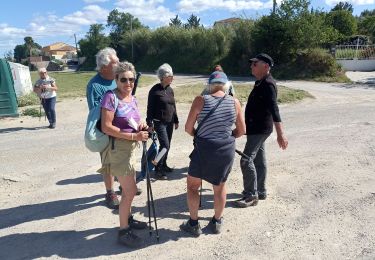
top-left (258, 192), bottom-right (267, 200)
top-left (155, 171), bottom-right (167, 180)
top-left (118, 227), bottom-right (143, 248)
top-left (207, 217), bottom-right (223, 234)
top-left (180, 220), bottom-right (202, 237)
top-left (128, 215), bottom-right (147, 230)
top-left (105, 192), bottom-right (119, 209)
top-left (163, 165), bottom-right (174, 173)
top-left (232, 196), bottom-right (258, 208)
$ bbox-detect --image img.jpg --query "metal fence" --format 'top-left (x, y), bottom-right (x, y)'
top-left (335, 45), bottom-right (375, 60)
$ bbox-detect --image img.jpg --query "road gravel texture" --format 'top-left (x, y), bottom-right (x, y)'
top-left (0, 72), bottom-right (374, 259)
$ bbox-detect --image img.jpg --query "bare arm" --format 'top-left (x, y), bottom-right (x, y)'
top-left (101, 108), bottom-right (148, 141)
top-left (232, 98), bottom-right (246, 138)
top-left (274, 122), bottom-right (288, 150)
top-left (185, 96), bottom-right (204, 137)
top-left (49, 82), bottom-right (58, 91)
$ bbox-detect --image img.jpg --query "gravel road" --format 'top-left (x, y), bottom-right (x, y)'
top-left (0, 72), bottom-right (374, 259)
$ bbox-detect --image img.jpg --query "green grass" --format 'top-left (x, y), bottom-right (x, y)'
top-left (174, 83), bottom-right (314, 104)
top-left (22, 107), bottom-right (44, 117)
top-left (30, 71), bottom-right (156, 99)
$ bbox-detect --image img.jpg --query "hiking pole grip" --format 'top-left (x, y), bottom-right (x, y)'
top-left (152, 148), bottom-right (167, 166)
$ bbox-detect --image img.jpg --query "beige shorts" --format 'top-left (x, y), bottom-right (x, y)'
top-left (98, 138), bottom-right (138, 177)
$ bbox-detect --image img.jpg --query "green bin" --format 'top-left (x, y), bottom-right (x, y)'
top-left (0, 59), bottom-right (18, 117)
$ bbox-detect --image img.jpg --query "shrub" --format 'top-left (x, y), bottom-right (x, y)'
top-left (22, 107), bottom-right (43, 117)
top-left (17, 93), bottom-right (40, 107)
top-left (274, 48), bottom-right (345, 80)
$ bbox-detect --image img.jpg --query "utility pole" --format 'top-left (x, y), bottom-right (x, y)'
top-left (273, 0), bottom-right (276, 14)
top-left (130, 17), bottom-right (134, 62)
top-left (74, 33), bottom-right (79, 70)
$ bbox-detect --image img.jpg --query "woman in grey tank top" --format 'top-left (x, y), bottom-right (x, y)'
top-left (180, 71), bottom-right (246, 236)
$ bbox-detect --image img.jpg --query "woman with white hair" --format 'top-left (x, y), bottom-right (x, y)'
top-left (33, 67), bottom-right (58, 128)
top-left (181, 71), bottom-right (245, 236)
top-left (146, 63), bottom-right (179, 180)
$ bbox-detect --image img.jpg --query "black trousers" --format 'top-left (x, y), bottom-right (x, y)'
top-left (154, 121), bottom-right (174, 170)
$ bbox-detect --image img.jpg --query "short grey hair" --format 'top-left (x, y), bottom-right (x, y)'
top-left (95, 47), bottom-right (117, 71)
top-left (38, 67), bottom-right (47, 73)
top-left (156, 63), bottom-right (173, 80)
top-left (114, 61), bottom-right (136, 79)
top-left (205, 81), bottom-right (231, 94)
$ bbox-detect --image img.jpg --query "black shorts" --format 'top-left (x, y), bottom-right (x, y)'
top-left (188, 136), bottom-right (235, 186)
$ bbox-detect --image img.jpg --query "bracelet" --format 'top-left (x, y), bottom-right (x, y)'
top-left (131, 133), bottom-right (134, 141)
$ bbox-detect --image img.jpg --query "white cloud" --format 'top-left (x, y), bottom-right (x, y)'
top-left (115, 0), bottom-right (175, 25)
top-left (177, 0), bottom-right (271, 13)
top-left (0, 5), bottom-right (110, 55)
top-left (325, 0), bottom-right (374, 5)
top-left (0, 23), bottom-right (26, 37)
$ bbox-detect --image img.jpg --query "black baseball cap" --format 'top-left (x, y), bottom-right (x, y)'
top-left (249, 53), bottom-right (274, 67)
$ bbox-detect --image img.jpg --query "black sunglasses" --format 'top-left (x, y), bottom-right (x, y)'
top-left (119, 77), bottom-right (135, 83)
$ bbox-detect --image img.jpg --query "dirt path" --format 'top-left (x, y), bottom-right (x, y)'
top-left (0, 73), bottom-right (374, 259)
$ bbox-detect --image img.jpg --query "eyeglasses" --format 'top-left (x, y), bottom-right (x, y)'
top-left (119, 77), bottom-right (135, 83)
top-left (251, 61), bottom-right (260, 67)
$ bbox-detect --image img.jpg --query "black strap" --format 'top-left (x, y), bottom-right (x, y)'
top-left (195, 95), bottom-right (227, 137)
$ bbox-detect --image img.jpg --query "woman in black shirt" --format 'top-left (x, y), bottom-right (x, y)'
top-left (146, 63), bottom-right (179, 180)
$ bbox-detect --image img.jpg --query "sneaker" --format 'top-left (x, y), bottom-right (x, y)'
top-left (232, 196), bottom-right (258, 208)
top-left (258, 192), bottom-right (267, 200)
top-left (180, 220), bottom-right (202, 237)
top-left (155, 171), bottom-right (167, 180)
top-left (207, 217), bottom-right (223, 234)
top-left (48, 123), bottom-right (56, 129)
top-left (105, 192), bottom-right (120, 209)
top-left (163, 165), bottom-right (174, 173)
top-left (118, 227), bottom-right (143, 248)
top-left (128, 215), bottom-right (147, 230)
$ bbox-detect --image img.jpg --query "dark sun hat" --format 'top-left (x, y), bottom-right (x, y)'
top-left (249, 53), bottom-right (274, 67)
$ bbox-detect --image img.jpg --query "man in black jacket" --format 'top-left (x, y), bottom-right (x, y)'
top-left (233, 53), bottom-right (288, 208)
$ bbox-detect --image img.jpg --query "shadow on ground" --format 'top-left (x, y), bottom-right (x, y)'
top-left (0, 227), bottom-right (187, 259)
top-left (0, 194), bottom-right (102, 229)
top-left (0, 126), bottom-right (48, 134)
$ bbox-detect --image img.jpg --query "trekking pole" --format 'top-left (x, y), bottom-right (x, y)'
top-left (235, 149), bottom-right (250, 160)
top-left (199, 181), bottom-right (203, 208)
top-left (39, 98), bottom-right (42, 121)
top-left (143, 141), bottom-right (159, 241)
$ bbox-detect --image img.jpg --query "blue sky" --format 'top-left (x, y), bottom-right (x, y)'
top-left (1, 0), bottom-right (374, 57)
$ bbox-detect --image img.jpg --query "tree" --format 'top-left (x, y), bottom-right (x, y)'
top-left (79, 24), bottom-right (109, 69)
top-left (331, 2), bottom-right (353, 13)
top-left (24, 36), bottom-right (34, 58)
top-left (106, 9), bottom-right (145, 58)
top-left (13, 37), bottom-right (41, 62)
top-left (169, 15), bottom-right (182, 27)
top-left (14, 45), bottom-right (27, 62)
top-left (326, 10), bottom-right (357, 37)
top-left (360, 9), bottom-right (375, 17)
top-left (185, 14), bottom-right (201, 29)
top-left (358, 15), bottom-right (375, 42)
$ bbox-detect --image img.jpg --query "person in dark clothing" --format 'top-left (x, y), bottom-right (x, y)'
top-left (233, 53), bottom-right (288, 208)
top-left (146, 63), bottom-right (179, 180)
